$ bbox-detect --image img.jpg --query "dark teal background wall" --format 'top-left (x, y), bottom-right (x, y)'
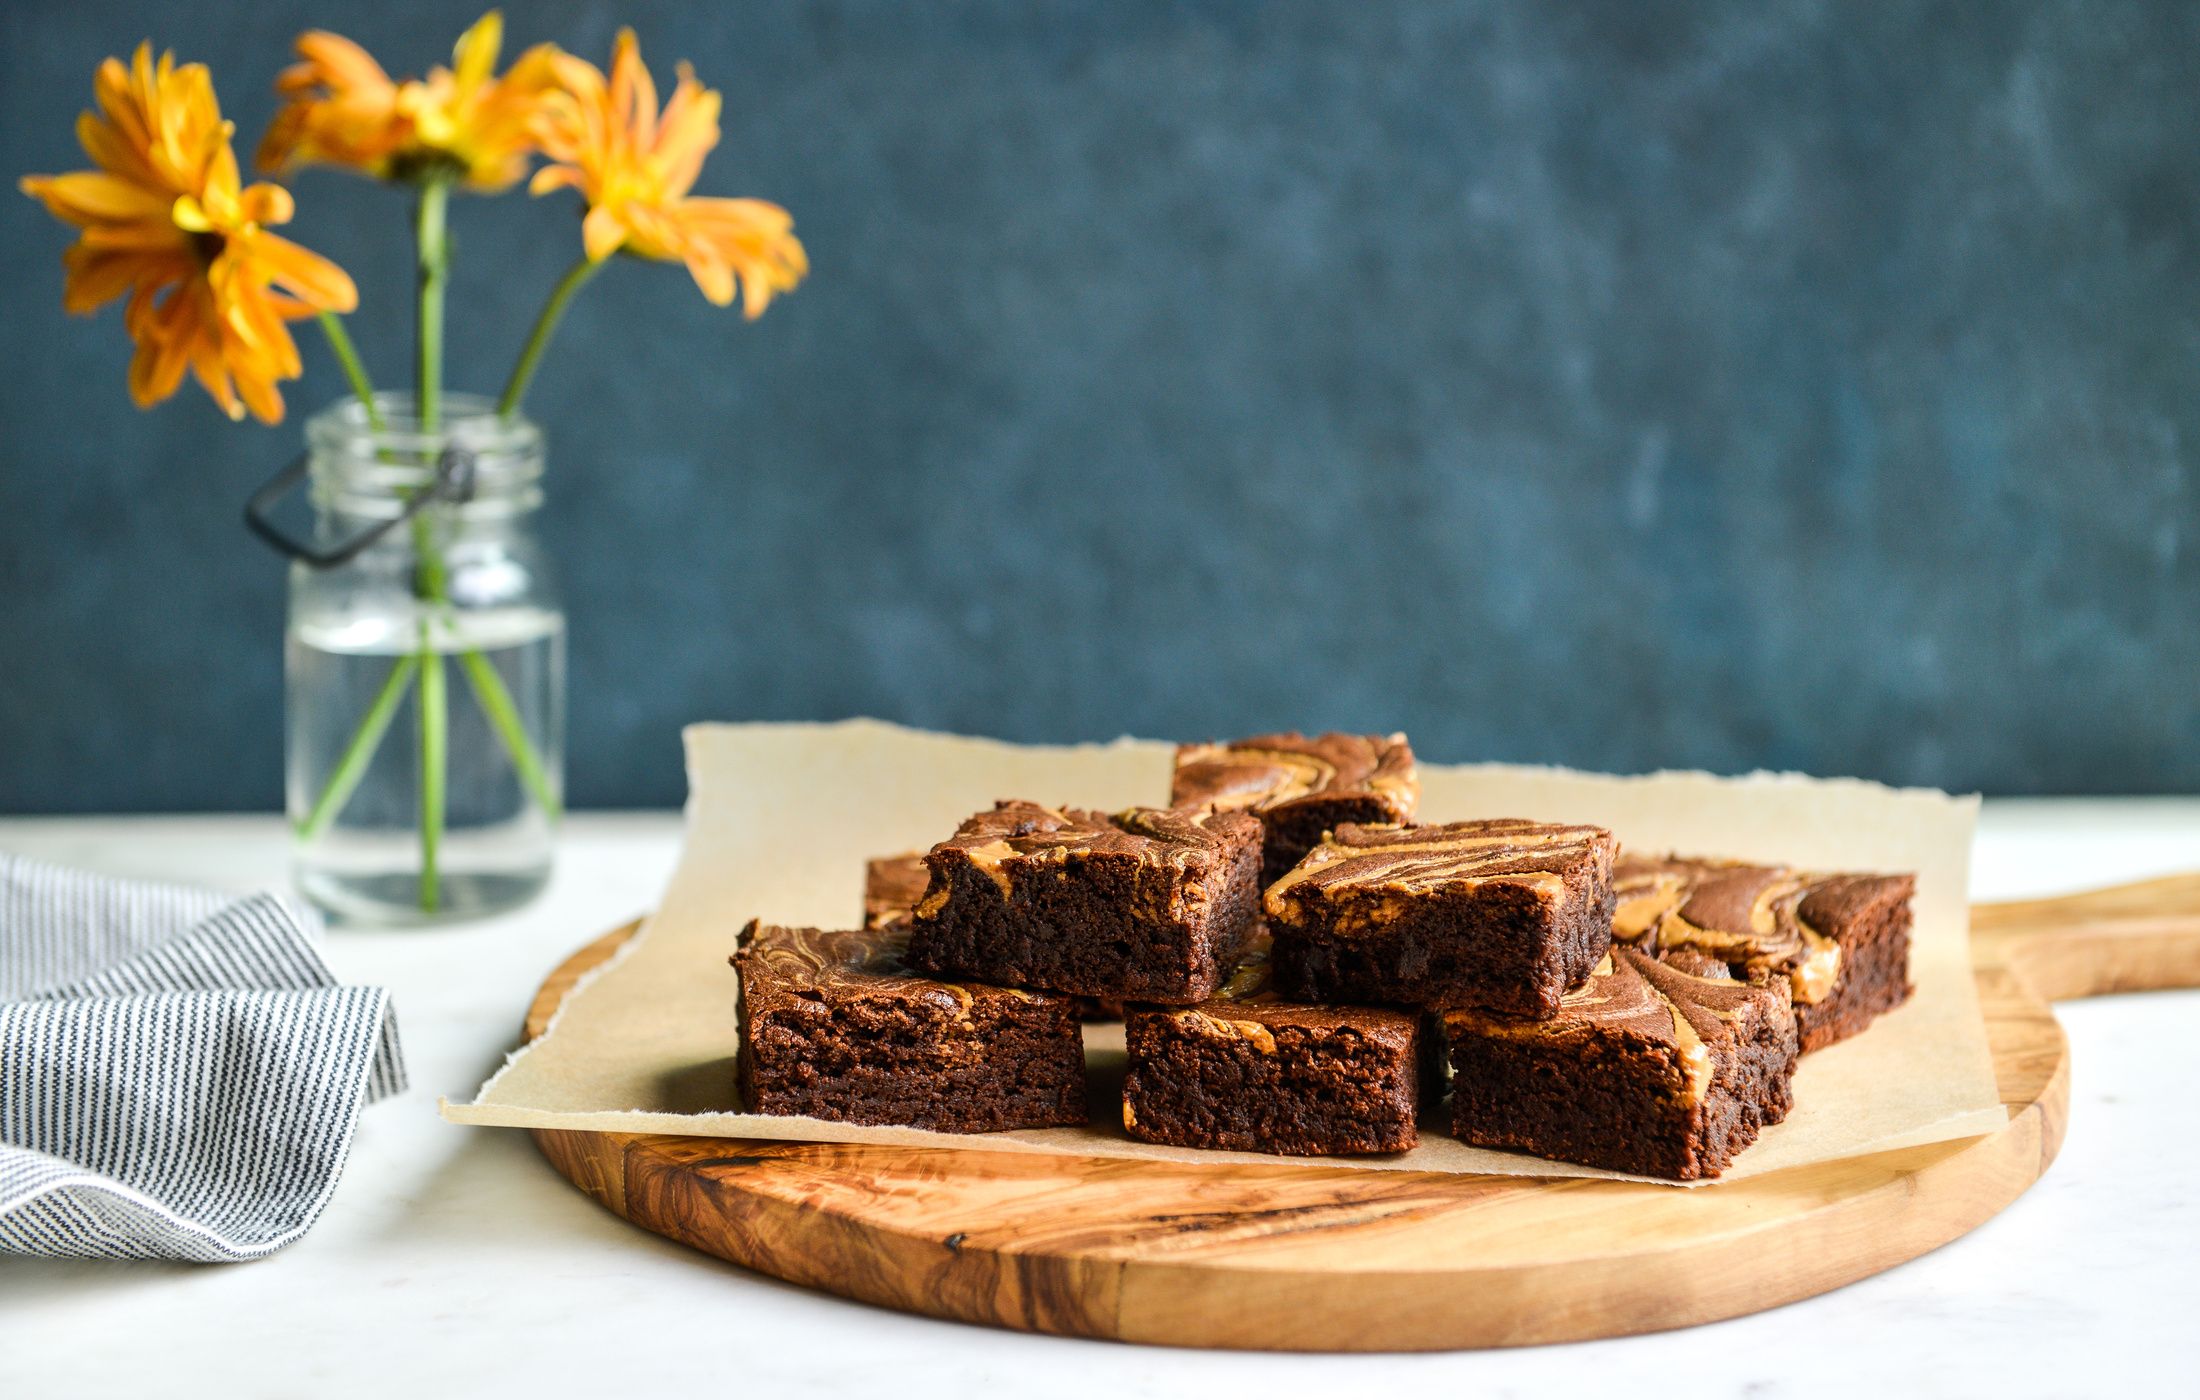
top-left (3, 0), bottom-right (2196, 810)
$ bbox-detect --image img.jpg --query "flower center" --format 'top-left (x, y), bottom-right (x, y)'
top-left (188, 229), bottom-right (226, 266)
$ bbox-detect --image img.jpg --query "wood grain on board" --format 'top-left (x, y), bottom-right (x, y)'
top-left (521, 876), bottom-right (2200, 1350)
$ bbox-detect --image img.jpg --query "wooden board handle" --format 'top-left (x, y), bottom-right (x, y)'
top-left (1970, 872), bottom-right (2200, 1001)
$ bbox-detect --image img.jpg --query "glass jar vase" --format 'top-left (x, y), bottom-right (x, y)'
top-left (285, 393), bottom-right (564, 924)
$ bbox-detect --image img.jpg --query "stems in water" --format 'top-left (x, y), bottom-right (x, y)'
top-left (411, 173), bottom-right (453, 909)
top-left (417, 622), bottom-right (447, 912)
top-left (461, 650), bottom-right (562, 820)
top-left (296, 653), bottom-right (420, 842)
top-left (295, 170), bottom-right (564, 914)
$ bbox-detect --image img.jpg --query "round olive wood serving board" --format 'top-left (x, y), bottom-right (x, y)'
top-left (524, 875), bottom-right (2200, 1351)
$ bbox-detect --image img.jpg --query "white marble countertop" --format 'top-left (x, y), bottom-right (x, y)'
top-left (2, 803), bottom-right (2196, 1398)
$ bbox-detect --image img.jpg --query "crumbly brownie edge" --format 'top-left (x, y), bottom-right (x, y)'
top-left (1192, 815), bottom-right (1265, 998)
top-left (1270, 828), bottom-right (1617, 1015)
top-left (1552, 847), bottom-right (1619, 997)
top-left (906, 813), bottom-right (1261, 1003)
top-left (1443, 1026), bottom-right (1709, 1179)
top-left (1796, 898), bottom-right (1915, 1052)
top-left (1255, 795), bottom-right (1411, 887)
top-left (1687, 1004), bottom-right (1799, 1176)
top-left (738, 990), bottom-right (1088, 1133)
top-left (904, 849), bottom-right (1200, 1000)
top-left (1273, 880), bottom-right (1589, 1015)
top-left (1122, 1011), bottom-right (1419, 1156)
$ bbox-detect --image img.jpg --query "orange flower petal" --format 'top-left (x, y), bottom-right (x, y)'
top-left (127, 309), bottom-right (192, 408)
top-left (581, 203), bottom-right (628, 261)
top-left (231, 290), bottom-right (305, 378)
top-left (22, 170), bottom-right (173, 224)
top-left (61, 247), bottom-right (183, 313)
top-left (680, 195), bottom-right (795, 238)
top-left (682, 249), bottom-right (736, 308)
top-left (264, 14), bottom-right (551, 189)
top-left (526, 32), bottom-right (801, 314)
top-left (93, 55), bottom-right (153, 154)
top-left (248, 231), bottom-right (358, 312)
top-left (648, 74), bottom-right (719, 198)
top-left (451, 11), bottom-right (504, 93)
top-left (235, 364), bottom-right (286, 424)
top-left (76, 109), bottom-right (158, 187)
top-left (294, 31), bottom-right (394, 95)
top-left (75, 217), bottom-right (191, 250)
top-left (528, 164), bottom-right (581, 196)
top-left (607, 30), bottom-right (656, 151)
top-left (237, 181), bottom-right (294, 226)
top-left (187, 334), bottom-right (243, 420)
top-left (29, 42), bottom-right (356, 423)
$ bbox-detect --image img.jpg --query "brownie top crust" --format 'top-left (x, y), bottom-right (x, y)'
top-left (1444, 946), bottom-right (1784, 1106)
top-left (1613, 856), bottom-right (1917, 1007)
top-left (918, 800), bottom-right (1251, 907)
top-left (1170, 731), bottom-right (1417, 818)
top-left (734, 919), bottom-right (1049, 1018)
top-left (862, 853), bottom-right (931, 930)
top-left (1265, 818), bottom-right (1618, 911)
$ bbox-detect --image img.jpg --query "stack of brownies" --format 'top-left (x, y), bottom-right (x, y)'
top-left (731, 732), bottom-right (1918, 1180)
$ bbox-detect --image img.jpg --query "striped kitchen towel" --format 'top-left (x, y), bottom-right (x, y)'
top-left (0, 853), bottom-right (405, 1262)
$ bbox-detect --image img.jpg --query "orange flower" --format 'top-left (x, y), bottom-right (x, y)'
top-left (21, 43), bottom-right (358, 424)
top-left (532, 30), bottom-right (806, 316)
top-left (259, 11), bottom-right (557, 191)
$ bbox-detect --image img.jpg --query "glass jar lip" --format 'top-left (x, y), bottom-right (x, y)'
top-left (306, 394), bottom-right (543, 504)
top-left (308, 392), bottom-right (541, 457)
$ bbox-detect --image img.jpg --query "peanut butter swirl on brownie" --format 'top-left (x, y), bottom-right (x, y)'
top-left (737, 921), bottom-right (1027, 1017)
top-left (906, 800), bottom-right (1264, 1004)
top-left (1441, 946), bottom-right (1799, 1180)
top-left (1171, 732), bottom-right (1419, 884)
top-left (1264, 818), bottom-right (1618, 1016)
top-left (1266, 818), bottom-right (1614, 908)
top-left (1446, 948), bottom-right (1769, 1104)
top-left (1156, 934), bottom-right (1282, 1052)
top-left (1171, 731), bottom-right (1417, 814)
top-left (862, 853), bottom-right (932, 931)
top-left (1612, 855), bottom-right (1917, 1052)
top-left (915, 802), bottom-right (1242, 913)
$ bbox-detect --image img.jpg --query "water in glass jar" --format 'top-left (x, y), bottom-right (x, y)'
top-left (288, 606), bottom-right (564, 924)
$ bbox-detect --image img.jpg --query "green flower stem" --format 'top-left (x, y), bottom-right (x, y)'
top-left (460, 649), bottom-right (561, 820)
top-left (295, 172), bottom-right (563, 913)
top-left (414, 175), bottom-right (451, 432)
top-left (296, 652), bottom-right (420, 842)
top-left (410, 172), bottom-right (452, 910)
top-left (416, 621), bottom-right (447, 913)
top-left (315, 313), bottom-right (383, 431)
top-left (499, 257), bottom-right (602, 418)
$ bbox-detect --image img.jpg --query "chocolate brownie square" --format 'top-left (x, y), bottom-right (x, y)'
top-left (868, 851), bottom-right (1125, 1020)
top-left (1171, 731), bottom-right (1418, 884)
top-left (1442, 946), bottom-right (1799, 1180)
top-left (733, 920), bottom-right (1087, 1133)
top-left (905, 801), bottom-right (1262, 1004)
top-left (1266, 819), bottom-right (1618, 1015)
top-left (1121, 935), bottom-right (1420, 1156)
top-left (863, 853), bottom-right (931, 931)
top-left (869, 848), bottom-right (1138, 1015)
top-left (1613, 855), bottom-right (1916, 1052)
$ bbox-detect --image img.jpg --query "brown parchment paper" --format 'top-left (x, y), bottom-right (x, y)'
top-left (442, 719), bottom-right (2006, 1185)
